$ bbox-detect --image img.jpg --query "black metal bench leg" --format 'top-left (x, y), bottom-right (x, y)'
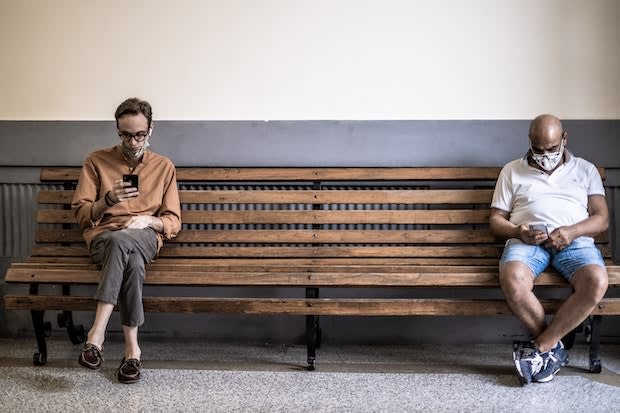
top-left (58, 286), bottom-right (85, 344)
top-left (57, 311), bottom-right (86, 345)
top-left (29, 283), bottom-right (50, 365)
top-left (305, 288), bottom-right (319, 371)
top-left (305, 315), bottom-right (316, 371)
top-left (31, 310), bottom-right (49, 366)
top-left (562, 326), bottom-right (579, 350)
top-left (588, 315), bottom-right (602, 373)
top-left (314, 317), bottom-right (322, 349)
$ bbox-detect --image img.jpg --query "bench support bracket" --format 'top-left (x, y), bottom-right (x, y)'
top-left (57, 286), bottom-right (85, 345)
top-left (305, 287), bottom-right (321, 371)
top-left (587, 315), bottom-right (602, 373)
top-left (29, 284), bottom-right (50, 366)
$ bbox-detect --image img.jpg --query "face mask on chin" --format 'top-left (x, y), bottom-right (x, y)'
top-left (121, 138), bottom-right (150, 160)
top-left (530, 140), bottom-right (564, 171)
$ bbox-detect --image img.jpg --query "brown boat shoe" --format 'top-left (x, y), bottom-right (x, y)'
top-left (78, 343), bottom-right (104, 370)
top-left (117, 358), bottom-right (142, 384)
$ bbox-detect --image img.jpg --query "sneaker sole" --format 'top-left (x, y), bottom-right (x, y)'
top-left (534, 352), bottom-right (568, 383)
top-left (533, 367), bottom-right (560, 383)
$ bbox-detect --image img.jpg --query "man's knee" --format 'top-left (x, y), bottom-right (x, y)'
top-left (499, 261), bottom-right (535, 299)
top-left (572, 265), bottom-right (608, 303)
top-left (103, 230), bottom-right (134, 252)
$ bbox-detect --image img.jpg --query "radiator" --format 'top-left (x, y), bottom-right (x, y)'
top-left (0, 184), bottom-right (39, 258)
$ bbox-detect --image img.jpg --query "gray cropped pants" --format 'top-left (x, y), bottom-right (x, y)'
top-left (90, 228), bottom-right (158, 327)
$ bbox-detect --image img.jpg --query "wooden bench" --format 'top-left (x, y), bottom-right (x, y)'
top-left (5, 167), bottom-right (619, 371)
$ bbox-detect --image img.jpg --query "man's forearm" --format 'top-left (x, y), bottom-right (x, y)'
top-left (89, 195), bottom-right (113, 222)
top-left (489, 215), bottom-right (520, 240)
top-left (566, 214), bottom-right (609, 240)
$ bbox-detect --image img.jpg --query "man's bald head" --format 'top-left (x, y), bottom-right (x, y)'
top-left (528, 114), bottom-right (566, 150)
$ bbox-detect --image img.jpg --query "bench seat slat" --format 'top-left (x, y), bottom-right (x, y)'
top-left (7, 265), bottom-right (620, 286)
top-left (5, 295), bottom-right (620, 315)
top-left (7, 268), bottom-right (512, 287)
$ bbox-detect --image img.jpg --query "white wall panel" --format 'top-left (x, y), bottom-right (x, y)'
top-left (1, 0), bottom-right (618, 120)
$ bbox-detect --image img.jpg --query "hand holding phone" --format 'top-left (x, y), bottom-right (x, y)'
top-left (528, 222), bottom-right (548, 235)
top-left (122, 174), bottom-right (139, 189)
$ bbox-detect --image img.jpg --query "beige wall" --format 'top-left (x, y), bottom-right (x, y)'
top-left (1, 0), bottom-right (619, 120)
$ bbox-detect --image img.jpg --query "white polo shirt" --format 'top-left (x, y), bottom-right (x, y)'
top-left (491, 150), bottom-right (605, 234)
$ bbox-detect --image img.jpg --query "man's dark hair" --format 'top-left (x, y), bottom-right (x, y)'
top-left (114, 98), bottom-right (153, 128)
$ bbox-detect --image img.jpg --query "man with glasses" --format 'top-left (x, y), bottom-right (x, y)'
top-left (72, 97), bottom-right (181, 383)
top-left (489, 114), bottom-right (608, 385)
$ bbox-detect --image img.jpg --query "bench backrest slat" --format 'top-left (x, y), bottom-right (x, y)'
top-left (41, 167), bottom-right (505, 182)
top-left (40, 166), bottom-right (606, 182)
top-left (40, 189), bottom-right (497, 204)
top-left (38, 209), bottom-right (492, 225)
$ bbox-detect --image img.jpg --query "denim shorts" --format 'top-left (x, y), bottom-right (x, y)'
top-left (499, 236), bottom-right (605, 281)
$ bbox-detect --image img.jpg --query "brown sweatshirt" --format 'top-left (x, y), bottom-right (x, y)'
top-left (71, 146), bottom-right (182, 251)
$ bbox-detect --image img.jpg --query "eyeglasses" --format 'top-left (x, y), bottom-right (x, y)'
top-left (118, 131), bottom-right (149, 142)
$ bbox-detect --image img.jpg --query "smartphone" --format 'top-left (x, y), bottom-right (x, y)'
top-left (528, 222), bottom-right (548, 235)
top-left (122, 174), bottom-right (139, 189)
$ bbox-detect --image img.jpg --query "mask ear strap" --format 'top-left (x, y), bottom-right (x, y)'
top-left (558, 137), bottom-right (565, 154)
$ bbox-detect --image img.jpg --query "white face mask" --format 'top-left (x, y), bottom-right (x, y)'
top-left (530, 140), bottom-right (564, 171)
top-left (121, 135), bottom-right (151, 160)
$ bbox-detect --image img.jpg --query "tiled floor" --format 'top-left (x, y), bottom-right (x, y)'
top-left (0, 336), bottom-right (619, 412)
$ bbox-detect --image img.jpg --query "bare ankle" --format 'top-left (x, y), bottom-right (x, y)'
top-left (87, 330), bottom-right (105, 348)
top-left (534, 339), bottom-right (554, 353)
top-left (124, 347), bottom-right (141, 361)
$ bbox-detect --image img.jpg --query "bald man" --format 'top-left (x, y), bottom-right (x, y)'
top-left (490, 114), bottom-right (609, 385)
